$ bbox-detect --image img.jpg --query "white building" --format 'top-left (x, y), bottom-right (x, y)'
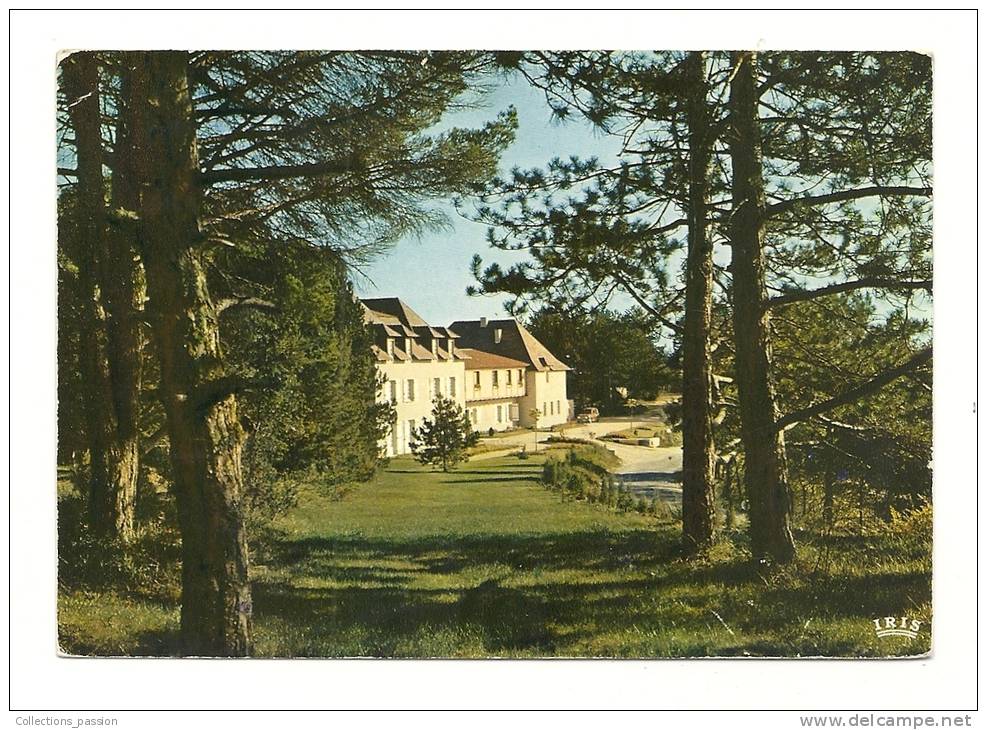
top-left (363, 299), bottom-right (572, 456)
top-left (363, 298), bottom-right (467, 457)
top-left (458, 347), bottom-right (529, 432)
top-left (450, 317), bottom-right (572, 430)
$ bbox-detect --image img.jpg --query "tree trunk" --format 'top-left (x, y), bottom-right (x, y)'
top-left (99, 54), bottom-right (145, 540)
top-left (727, 52), bottom-right (797, 564)
top-left (61, 53), bottom-right (127, 538)
top-left (680, 51), bottom-right (717, 554)
top-left (127, 51), bottom-right (252, 656)
top-left (822, 461), bottom-right (835, 528)
top-left (723, 458), bottom-right (735, 530)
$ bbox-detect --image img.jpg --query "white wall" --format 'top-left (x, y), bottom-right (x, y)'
top-left (464, 365), bottom-right (525, 432)
top-left (519, 369), bottom-right (568, 428)
top-left (465, 365), bottom-right (526, 402)
top-left (466, 399), bottom-right (520, 433)
top-left (377, 359), bottom-right (466, 456)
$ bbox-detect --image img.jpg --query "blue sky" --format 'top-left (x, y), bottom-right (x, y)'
top-left (352, 75), bottom-right (623, 326)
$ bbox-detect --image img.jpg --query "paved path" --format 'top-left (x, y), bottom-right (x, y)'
top-left (472, 417), bottom-right (684, 503)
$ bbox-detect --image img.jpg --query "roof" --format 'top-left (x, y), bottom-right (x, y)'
top-left (361, 297), bottom-right (430, 328)
top-left (457, 347), bottom-right (529, 370)
top-left (448, 319), bottom-right (571, 372)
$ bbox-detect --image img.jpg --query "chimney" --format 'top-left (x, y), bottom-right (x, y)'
top-left (480, 317), bottom-right (488, 328)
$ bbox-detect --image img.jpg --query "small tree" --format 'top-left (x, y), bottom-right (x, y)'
top-left (410, 396), bottom-right (480, 472)
top-left (529, 408), bottom-right (542, 451)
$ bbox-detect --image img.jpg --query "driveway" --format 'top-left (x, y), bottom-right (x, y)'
top-left (472, 417), bottom-right (684, 504)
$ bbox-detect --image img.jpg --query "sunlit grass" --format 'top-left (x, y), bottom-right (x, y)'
top-left (58, 453), bottom-right (931, 657)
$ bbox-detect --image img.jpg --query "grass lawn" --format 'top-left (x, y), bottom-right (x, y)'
top-left (609, 425), bottom-right (667, 440)
top-left (58, 453), bottom-right (931, 658)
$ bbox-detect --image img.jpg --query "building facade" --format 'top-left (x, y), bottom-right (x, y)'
top-left (363, 298), bottom-right (572, 456)
top-left (450, 317), bottom-right (572, 430)
top-left (363, 298), bottom-right (467, 457)
top-left (458, 347), bottom-right (528, 432)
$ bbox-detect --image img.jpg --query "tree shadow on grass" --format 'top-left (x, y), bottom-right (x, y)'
top-left (251, 520), bottom-right (933, 657)
top-left (440, 476), bottom-right (540, 485)
top-left (252, 527), bottom-right (682, 656)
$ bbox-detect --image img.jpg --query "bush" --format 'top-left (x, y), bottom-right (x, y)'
top-left (885, 499), bottom-right (933, 560)
top-left (58, 492), bottom-right (182, 602)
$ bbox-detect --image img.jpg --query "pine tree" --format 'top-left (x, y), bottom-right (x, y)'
top-left (410, 396), bottom-right (480, 472)
top-left (57, 49), bottom-right (515, 655)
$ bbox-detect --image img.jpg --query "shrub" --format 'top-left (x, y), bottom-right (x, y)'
top-left (58, 492), bottom-right (181, 602)
top-left (885, 499), bottom-right (933, 561)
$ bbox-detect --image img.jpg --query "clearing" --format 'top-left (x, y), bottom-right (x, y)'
top-left (59, 451), bottom-right (931, 657)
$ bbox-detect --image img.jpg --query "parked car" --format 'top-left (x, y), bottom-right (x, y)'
top-left (576, 407), bottom-right (599, 423)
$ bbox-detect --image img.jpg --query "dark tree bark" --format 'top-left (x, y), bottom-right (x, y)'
top-left (61, 52), bottom-right (131, 538)
top-left (680, 51), bottom-right (717, 554)
top-left (97, 55), bottom-right (145, 540)
top-left (127, 51), bottom-right (252, 656)
top-left (727, 52), bottom-right (797, 564)
top-left (722, 457), bottom-right (736, 530)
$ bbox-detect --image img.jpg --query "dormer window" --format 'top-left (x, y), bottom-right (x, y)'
top-left (386, 338), bottom-right (394, 357)
top-left (405, 337), bottom-right (413, 355)
top-left (494, 328), bottom-right (503, 344)
top-left (447, 338), bottom-right (455, 357)
top-left (431, 338), bottom-right (438, 356)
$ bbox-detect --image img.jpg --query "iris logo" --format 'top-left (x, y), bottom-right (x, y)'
top-left (872, 616), bottom-right (923, 639)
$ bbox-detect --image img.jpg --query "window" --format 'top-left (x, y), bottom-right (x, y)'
top-left (543, 402), bottom-right (547, 416)
top-left (506, 369), bottom-right (512, 385)
top-left (492, 370), bottom-right (499, 387)
top-left (386, 339), bottom-right (394, 357)
top-left (549, 401), bottom-right (554, 415)
top-left (408, 419), bottom-right (416, 443)
top-left (389, 380), bottom-right (397, 403)
top-left (449, 377), bottom-right (456, 397)
top-left (473, 371), bottom-right (481, 388)
top-left (406, 379), bottom-right (415, 402)
top-left (471, 408), bottom-right (478, 423)
top-left (433, 377), bottom-right (441, 399)
top-left (494, 328), bottom-right (503, 344)
top-left (518, 369), bottom-right (524, 386)
top-left (557, 400), bottom-right (561, 417)
top-left (496, 405), bottom-right (503, 423)
top-left (545, 371), bottom-right (550, 382)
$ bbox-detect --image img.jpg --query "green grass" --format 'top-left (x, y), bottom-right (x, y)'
top-left (58, 453), bottom-right (931, 657)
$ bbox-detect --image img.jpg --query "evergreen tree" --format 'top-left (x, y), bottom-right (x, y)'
top-left (526, 305), bottom-right (674, 410)
top-left (410, 396), bottom-right (480, 472)
top-left (225, 243), bottom-right (395, 518)
top-left (57, 49), bottom-right (514, 655)
top-left (476, 51), bottom-right (931, 562)
top-left (59, 53), bottom-right (141, 542)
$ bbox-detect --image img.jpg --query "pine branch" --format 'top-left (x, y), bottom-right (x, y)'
top-left (765, 185), bottom-right (932, 217)
top-left (774, 346), bottom-right (932, 433)
top-left (766, 278), bottom-right (932, 308)
top-left (216, 296), bottom-right (279, 315)
top-left (200, 156), bottom-right (364, 184)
